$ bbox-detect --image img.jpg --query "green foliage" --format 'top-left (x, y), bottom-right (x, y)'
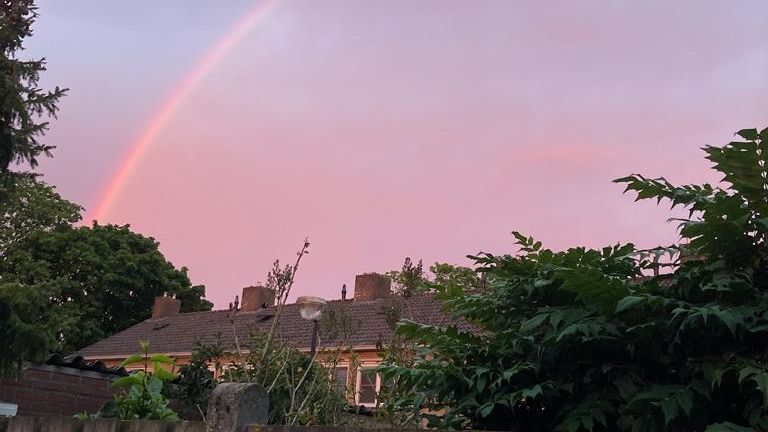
top-left (0, 282), bottom-right (63, 376)
top-left (430, 262), bottom-right (482, 291)
top-left (0, 177), bottom-right (81, 375)
top-left (389, 258), bottom-right (480, 298)
top-left (377, 301), bottom-right (421, 427)
top-left (0, 0), bottom-right (67, 175)
top-left (94, 342), bottom-right (178, 421)
top-left (378, 262), bottom-right (480, 425)
top-left (380, 127), bottom-right (768, 431)
top-left (0, 222), bottom-right (212, 354)
top-left (0, 180), bottom-right (212, 375)
top-left (219, 331), bottom-right (349, 426)
top-left (185, 321), bottom-right (353, 425)
top-left (0, 176), bottom-right (81, 254)
top-left (164, 340), bottom-right (224, 420)
top-left (389, 257), bottom-right (428, 297)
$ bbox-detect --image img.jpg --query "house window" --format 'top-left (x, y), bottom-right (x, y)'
top-left (357, 368), bottom-right (378, 405)
top-left (335, 367), bottom-right (348, 393)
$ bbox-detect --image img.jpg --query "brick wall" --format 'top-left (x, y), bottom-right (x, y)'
top-left (353, 274), bottom-right (391, 301)
top-left (0, 364), bottom-right (117, 417)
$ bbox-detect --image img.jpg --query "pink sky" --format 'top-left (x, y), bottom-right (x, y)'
top-left (28, 1), bottom-right (768, 308)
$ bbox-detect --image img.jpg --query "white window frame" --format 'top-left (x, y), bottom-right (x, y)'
top-left (355, 365), bottom-right (381, 406)
top-left (332, 364), bottom-right (350, 393)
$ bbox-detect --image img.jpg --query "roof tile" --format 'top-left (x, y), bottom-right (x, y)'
top-left (78, 293), bottom-right (471, 358)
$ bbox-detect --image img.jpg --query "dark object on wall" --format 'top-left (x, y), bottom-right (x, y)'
top-left (206, 383), bottom-right (268, 432)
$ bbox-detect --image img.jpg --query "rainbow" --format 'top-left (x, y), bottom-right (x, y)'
top-left (87, 0), bottom-right (282, 222)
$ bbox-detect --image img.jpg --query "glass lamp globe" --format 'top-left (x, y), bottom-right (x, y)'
top-left (297, 296), bottom-right (327, 321)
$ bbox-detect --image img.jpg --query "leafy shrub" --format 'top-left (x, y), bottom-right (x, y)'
top-left (380, 127), bottom-right (768, 431)
top-left (222, 331), bottom-right (348, 425)
top-left (95, 341), bottom-right (178, 421)
top-left (179, 332), bottom-right (349, 425)
top-left (164, 341), bottom-right (223, 420)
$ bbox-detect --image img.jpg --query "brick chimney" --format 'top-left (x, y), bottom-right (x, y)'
top-left (151, 293), bottom-right (181, 320)
top-left (354, 273), bottom-right (391, 301)
top-left (241, 286), bottom-right (275, 311)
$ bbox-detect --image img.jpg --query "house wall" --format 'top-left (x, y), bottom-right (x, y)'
top-left (0, 365), bottom-right (117, 417)
top-left (85, 347), bottom-right (389, 406)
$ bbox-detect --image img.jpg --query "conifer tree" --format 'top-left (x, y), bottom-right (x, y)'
top-left (0, 0), bottom-right (66, 176)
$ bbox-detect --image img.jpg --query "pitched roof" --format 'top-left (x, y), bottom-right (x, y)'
top-left (77, 293), bottom-right (469, 358)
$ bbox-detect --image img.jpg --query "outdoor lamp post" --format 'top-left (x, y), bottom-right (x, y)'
top-left (297, 296), bottom-right (327, 357)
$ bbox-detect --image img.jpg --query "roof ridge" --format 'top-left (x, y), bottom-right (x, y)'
top-left (183, 308), bottom-right (233, 315)
top-left (146, 293), bottom-right (439, 320)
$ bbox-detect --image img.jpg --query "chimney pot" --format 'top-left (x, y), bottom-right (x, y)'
top-left (354, 273), bottom-right (391, 301)
top-left (151, 295), bottom-right (181, 320)
top-left (241, 286), bottom-right (275, 311)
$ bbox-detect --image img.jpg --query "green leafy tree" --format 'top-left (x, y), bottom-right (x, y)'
top-left (388, 257), bottom-right (428, 298)
top-left (0, 180), bottom-right (80, 374)
top-left (380, 127), bottom-right (768, 431)
top-left (430, 262), bottom-right (481, 290)
top-left (389, 259), bottom-right (479, 298)
top-left (0, 282), bottom-right (64, 375)
top-left (0, 176), bottom-right (81, 254)
top-left (0, 0), bottom-right (67, 177)
top-left (1, 223), bottom-right (212, 353)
